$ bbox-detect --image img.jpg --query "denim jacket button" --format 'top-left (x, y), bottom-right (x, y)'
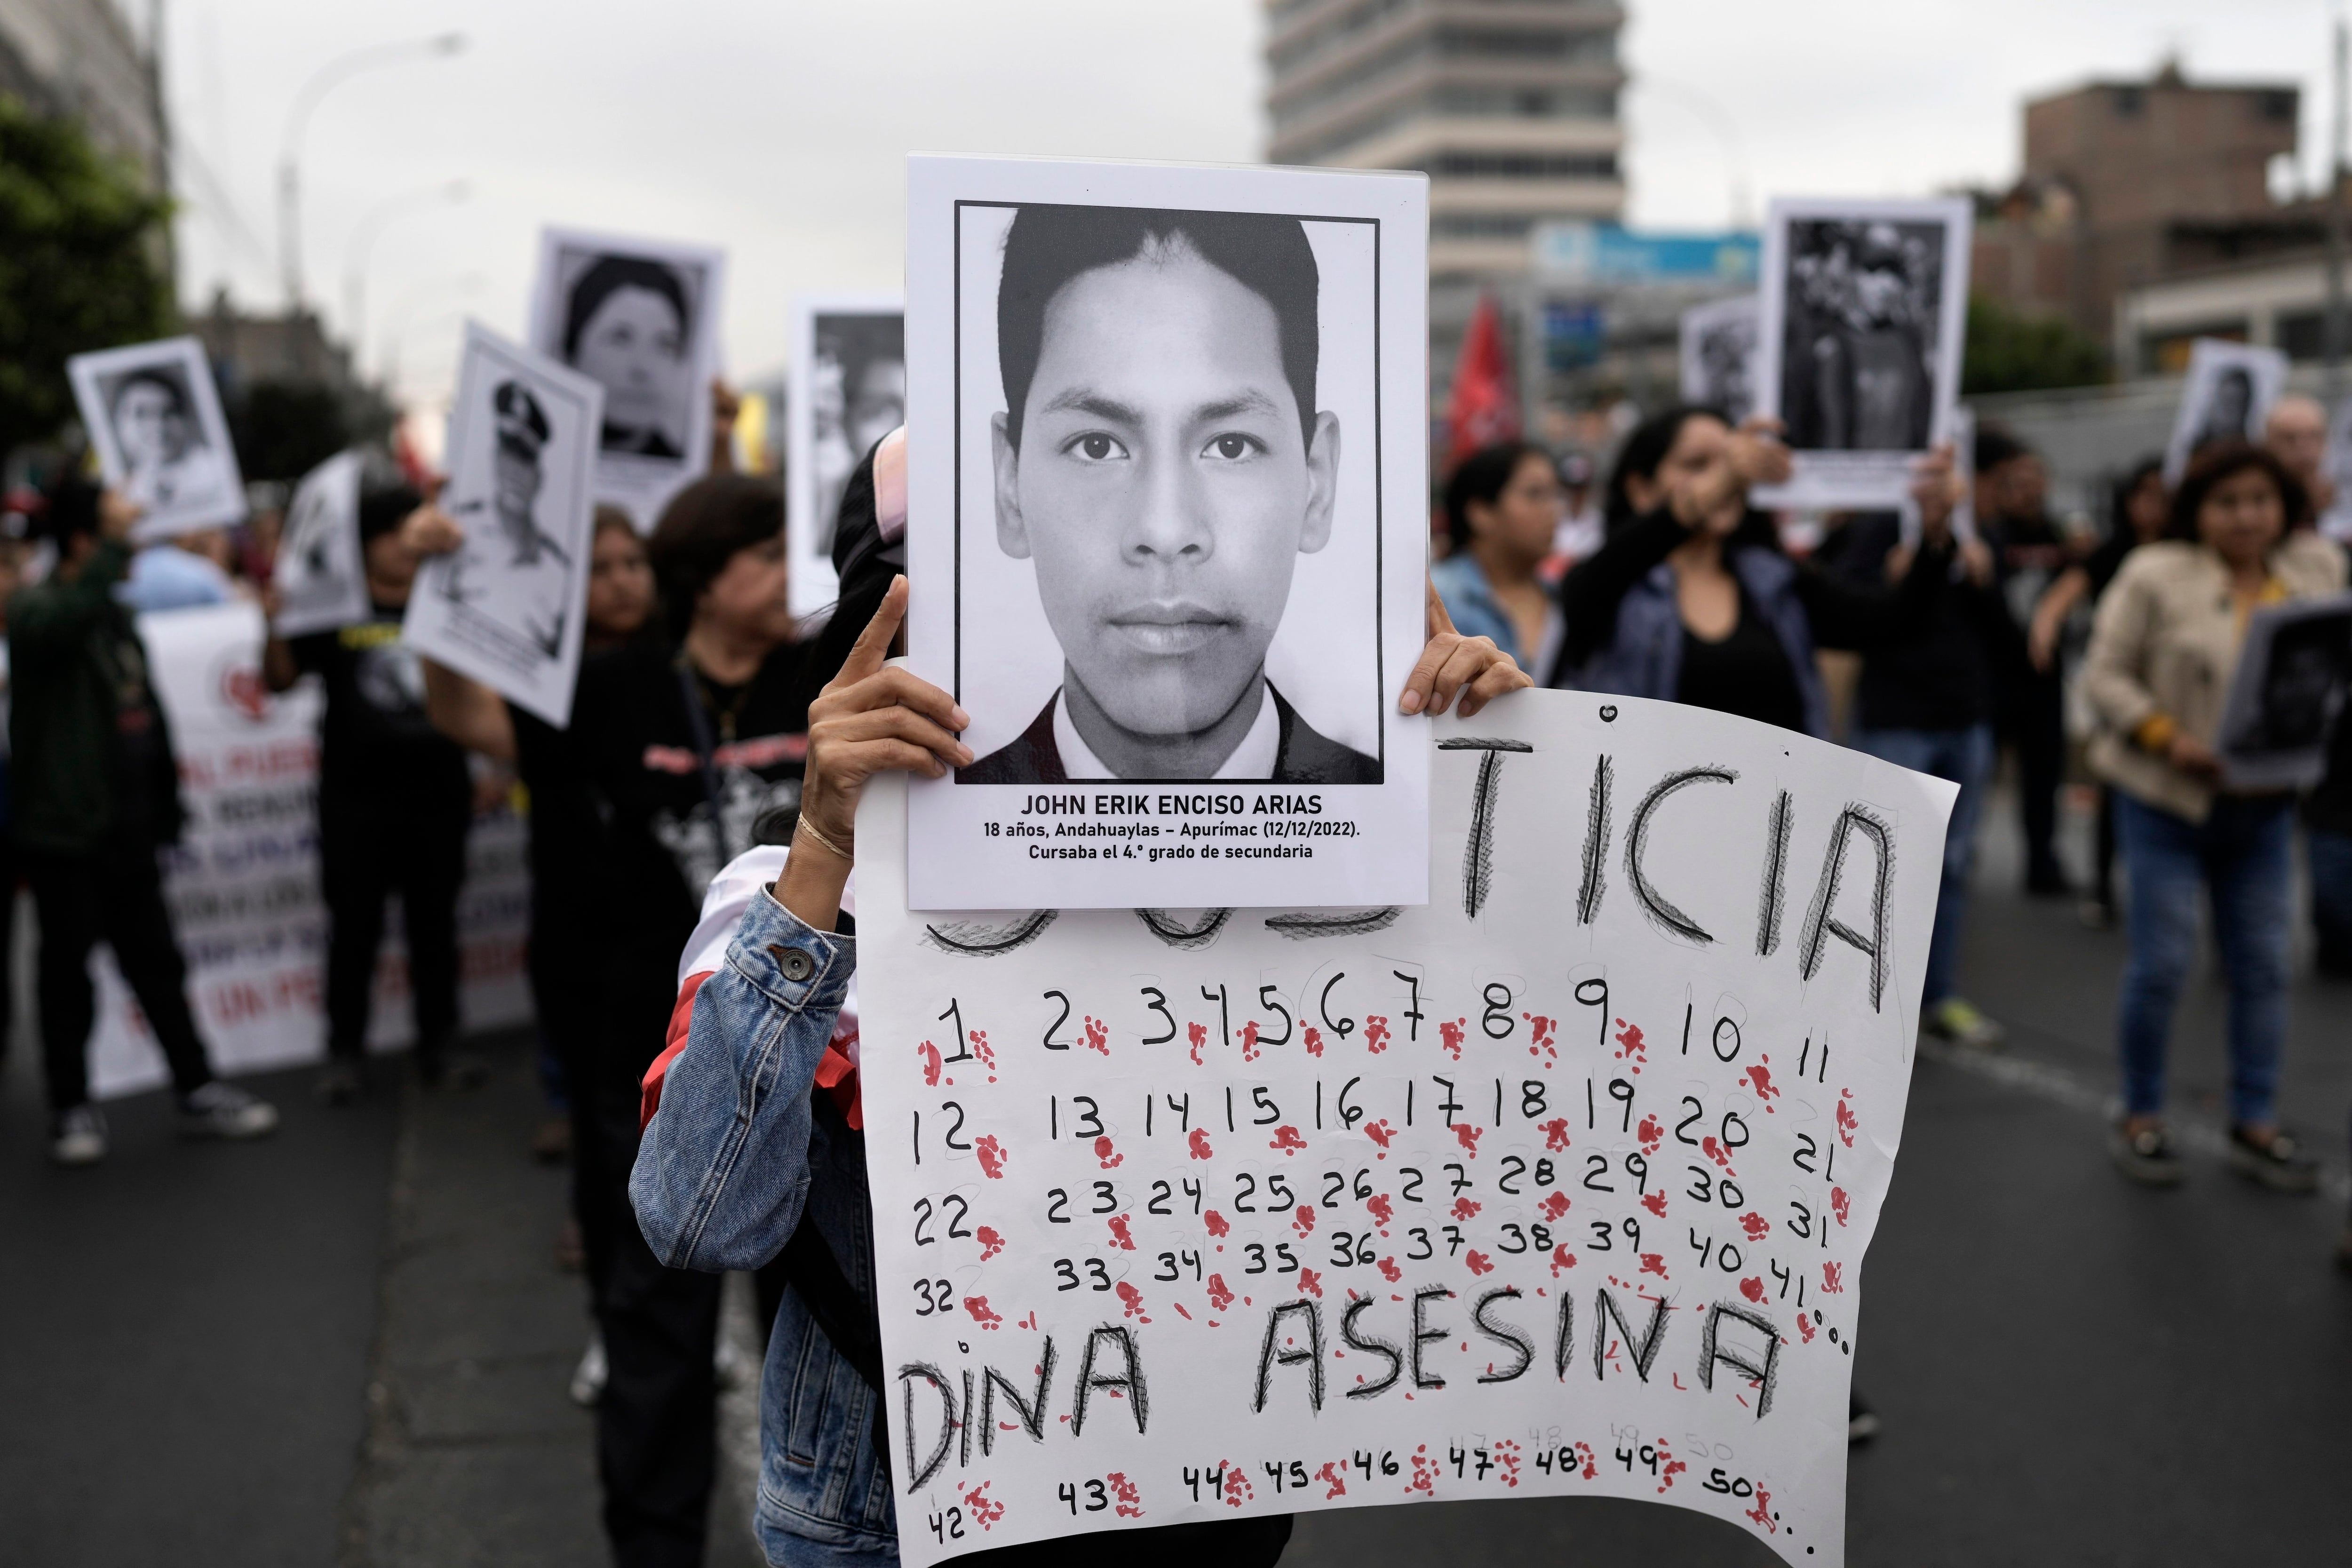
top-left (773, 946), bottom-right (816, 983)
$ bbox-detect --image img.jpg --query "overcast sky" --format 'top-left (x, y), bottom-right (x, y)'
top-left (164, 0), bottom-right (2344, 408)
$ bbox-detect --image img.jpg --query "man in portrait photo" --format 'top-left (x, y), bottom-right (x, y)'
top-left (109, 367), bottom-right (233, 515)
top-left (959, 206), bottom-right (1380, 786)
top-left (445, 381), bottom-right (572, 659)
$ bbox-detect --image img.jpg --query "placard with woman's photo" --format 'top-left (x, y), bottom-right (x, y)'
top-left (66, 335), bottom-right (248, 540)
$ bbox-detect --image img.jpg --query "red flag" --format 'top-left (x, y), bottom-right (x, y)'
top-left (1447, 293), bottom-right (1519, 462)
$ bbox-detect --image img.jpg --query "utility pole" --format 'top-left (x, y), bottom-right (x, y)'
top-left (2327, 16), bottom-right (2348, 401)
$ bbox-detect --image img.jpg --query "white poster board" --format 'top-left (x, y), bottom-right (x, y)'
top-left (789, 294), bottom-right (905, 619)
top-left (2161, 338), bottom-right (2288, 487)
top-left (86, 602), bottom-right (531, 1099)
top-left (903, 154), bottom-right (1432, 911)
top-left (1679, 294), bottom-right (1757, 424)
top-left (1753, 198), bottom-right (1971, 511)
top-left (2321, 397), bottom-right (2352, 543)
top-left (2215, 592), bottom-right (2352, 790)
top-left (270, 450), bottom-right (371, 637)
top-left (66, 335), bottom-right (248, 540)
top-left (528, 225), bottom-right (726, 529)
top-left (858, 689), bottom-right (1955, 1567)
top-left (405, 322), bottom-right (602, 728)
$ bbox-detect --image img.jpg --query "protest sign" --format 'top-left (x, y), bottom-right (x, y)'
top-left (528, 225), bottom-right (727, 528)
top-left (1678, 294), bottom-right (1757, 424)
top-left (857, 689), bottom-right (1955, 1567)
top-left (85, 602), bottom-right (530, 1099)
top-left (66, 335), bottom-right (247, 540)
top-left (2215, 592), bottom-right (2352, 790)
top-left (405, 321), bottom-right (602, 727)
top-left (789, 294), bottom-right (904, 619)
top-left (2322, 397), bottom-right (2352, 544)
top-left (902, 154), bottom-right (1432, 911)
top-left (1753, 198), bottom-right (1971, 511)
top-left (2161, 339), bottom-right (2288, 486)
top-left (270, 450), bottom-right (371, 637)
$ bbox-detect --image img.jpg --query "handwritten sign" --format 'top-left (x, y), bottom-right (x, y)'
top-left (857, 691), bottom-right (1955, 1567)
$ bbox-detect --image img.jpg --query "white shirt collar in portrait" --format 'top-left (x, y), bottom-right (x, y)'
top-left (1052, 684), bottom-right (1280, 782)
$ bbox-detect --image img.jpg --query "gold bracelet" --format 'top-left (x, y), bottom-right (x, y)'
top-left (795, 815), bottom-right (854, 863)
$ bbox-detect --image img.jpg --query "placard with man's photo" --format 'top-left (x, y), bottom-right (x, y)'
top-left (2161, 338), bottom-right (2288, 486)
top-left (1678, 293), bottom-right (1757, 424)
top-left (67, 335), bottom-right (248, 540)
top-left (527, 226), bottom-right (725, 529)
top-left (901, 155), bottom-right (1432, 911)
top-left (270, 449), bottom-right (371, 637)
top-left (1752, 197), bottom-right (1971, 510)
top-left (404, 322), bottom-right (603, 727)
top-left (788, 294), bottom-right (904, 619)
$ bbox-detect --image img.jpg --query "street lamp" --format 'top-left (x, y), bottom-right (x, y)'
top-left (342, 179), bottom-right (471, 378)
top-left (277, 32), bottom-right (467, 324)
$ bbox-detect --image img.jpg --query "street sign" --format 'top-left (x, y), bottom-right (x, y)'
top-left (1534, 222), bottom-right (1760, 286)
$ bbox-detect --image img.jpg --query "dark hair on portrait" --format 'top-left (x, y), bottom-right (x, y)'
top-left (1604, 404), bottom-right (1779, 552)
top-left (108, 367), bottom-right (190, 418)
top-left (2167, 440), bottom-right (2307, 543)
top-left (996, 205), bottom-right (1320, 451)
top-left (563, 255), bottom-right (692, 361)
top-left (646, 472), bottom-right (783, 636)
top-left (1444, 440), bottom-right (1549, 552)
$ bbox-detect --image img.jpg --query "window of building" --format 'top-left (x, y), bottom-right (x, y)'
top-left (1432, 213), bottom-right (1540, 238)
top-left (2276, 310), bottom-right (2333, 362)
top-left (2112, 87), bottom-right (2144, 118)
top-left (1419, 150), bottom-right (1619, 179)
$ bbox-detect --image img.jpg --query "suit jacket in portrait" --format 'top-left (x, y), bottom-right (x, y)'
top-left (958, 683), bottom-right (1380, 786)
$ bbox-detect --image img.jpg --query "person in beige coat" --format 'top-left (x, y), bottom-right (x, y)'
top-left (2081, 442), bottom-right (2346, 1190)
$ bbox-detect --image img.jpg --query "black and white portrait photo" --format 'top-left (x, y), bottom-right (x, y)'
top-left (787, 296), bottom-right (903, 617)
top-left (68, 336), bottom-right (247, 539)
top-left (2162, 339), bottom-right (2288, 486)
top-left (528, 227), bottom-right (724, 527)
top-left (901, 156), bottom-right (1431, 911)
top-left (1679, 294), bottom-right (1757, 423)
top-left (271, 449), bottom-right (370, 637)
top-left (404, 323), bottom-right (603, 727)
top-left (1753, 197), bottom-right (1971, 509)
top-left (2218, 594), bottom-right (2352, 789)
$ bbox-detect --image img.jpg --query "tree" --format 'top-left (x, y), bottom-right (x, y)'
top-left (1962, 295), bottom-right (2109, 396)
top-left (0, 96), bottom-right (175, 462)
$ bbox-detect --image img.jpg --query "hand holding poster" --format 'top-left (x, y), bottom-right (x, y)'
top-left (858, 689), bottom-right (1955, 1567)
top-left (66, 335), bottom-right (248, 540)
top-left (270, 450), bottom-right (370, 637)
top-left (404, 322), bottom-right (601, 727)
top-left (902, 155), bottom-right (1432, 911)
top-left (2161, 338), bottom-right (2288, 486)
top-left (1752, 199), bottom-right (1971, 511)
top-left (790, 294), bottom-right (905, 618)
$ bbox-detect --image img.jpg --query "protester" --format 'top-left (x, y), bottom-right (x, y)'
top-left (1976, 427), bottom-right (2075, 896)
top-left (116, 530), bottom-right (238, 613)
top-left (2264, 393), bottom-right (2331, 517)
top-left (1431, 439), bottom-right (1566, 672)
top-left (630, 432), bottom-right (1528, 1568)
top-left (262, 471), bottom-right (477, 1099)
top-left (2080, 442), bottom-right (2346, 1189)
top-left (9, 479), bottom-right (278, 1163)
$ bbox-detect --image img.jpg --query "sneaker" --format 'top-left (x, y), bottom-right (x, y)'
top-left (2109, 1122), bottom-right (2184, 1186)
top-left (2226, 1125), bottom-right (2320, 1194)
top-left (570, 1334), bottom-right (607, 1408)
top-left (317, 1059), bottom-right (366, 1105)
top-left (49, 1105), bottom-right (109, 1166)
top-left (178, 1081), bottom-right (279, 1141)
top-left (1922, 997), bottom-right (2006, 1049)
top-left (1847, 1391), bottom-right (1881, 1445)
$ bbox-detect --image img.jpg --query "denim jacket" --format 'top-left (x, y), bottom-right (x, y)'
top-left (630, 890), bottom-right (898, 1563)
top-left (1573, 544), bottom-right (1832, 739)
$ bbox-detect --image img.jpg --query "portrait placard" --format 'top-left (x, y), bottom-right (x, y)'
top-left (2161, 339), bottom-right (2288, 486)
top-left (2216, 592), bottom-right (2352, 790)
top-left (527, 226), bottom-right (726, 529)
top-left (790, 294), bottom-right (905, 618)
top-left (857, 689), bottom-right (1956, 1567)
top-left (903, 155), bottom-right (1432, 911)
top-left (1752, 198), bottom-right (1971, 511)
top-left (2321, 397), bottom-right (2352, 544)
top-left (1679, 294), bottom-right (1758, 424)
top-left (270, 450), bottom-right (370, 637)
top-left (404, 322), bottom-right (602, 727)
top-left (66, 335), bottom-right (248, 540)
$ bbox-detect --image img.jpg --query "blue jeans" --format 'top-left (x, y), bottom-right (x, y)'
top-left (1853, 724), bottom-right (1994, 1007)
top-left (2114, 793), bottom-right (2296, 1124)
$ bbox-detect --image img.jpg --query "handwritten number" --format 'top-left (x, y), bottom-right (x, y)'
top-left (1140, 987), bottom-right (1176, 1045)
top-left (1042, 990), bottom-right (1072, 1051)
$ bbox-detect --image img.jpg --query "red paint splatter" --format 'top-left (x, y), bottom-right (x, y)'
top-left (1494, 1438), bottom-right (1524, 1488)
top-left (1083, 1016), bottom-right (1109, 1054)
top-left (1737, 1210), bottom-right (1770, 1242)
top-left (1303, 1026), bottom-right (1325, 1058)
top-left (1831, 1186), bottom-right (1851, 1227)
top-left (1700, 1135), bottom-right (1737, 1175)
top-left (1219, 1464), bottom-right (1253, 1508)
top-left (1654, 1440), bottom-right (1686, 1495)
top-left (1744, 1057), bottom-right (1779, 1108)
top-left (1377, 1257), bottom-right (1402, 1283)
top-left (1171, 1302), bottom-right (1192, 1321)
top-left (919, 1040), bottom-right (942, 1087)
top-left (1107, 1213), bottom-right (1137, 1251)
top-left (1465, 1249), bottom-right (1495, 1276)
top-left (1186, 1021), bottom-right (1208, 1065)
top-left (1574, 1441), bottom-right (1598, 1480)
top-left (1315, 1461), bottom-right (1347, 1500)
top-left (1638, 1252), bottom-right (1668, 1279)
top-left (1539, 1190), bottom-right (1571, 1223)
top-left (1187, 1128), bottom-right (1215, 1161)
top-left (1364, 1118), bottom-right (1395, 1150)
top-left (1636, 1114), bottom-right (1663, 1154)
top-left (1746, 1486), bottom-right (1775, 1534)
top-left (963, 1296), bottom-right (1003, 1329)
top-left (1093, 1135), bottom-right (1123, 1170)
top-left (1293, 1204), bottom-right (1316, 1236)
top-left (969, 1030), bottom-right (994, 1071)
top-left (1453, 1122), bottom-right (1484, 1156)
top-left (1523, 1013), bottom-right (1557, 1064)
top-left (1297, 1267), bottom-right (1323, 1298)
top-left (1612, 1017), bottom-right (1647, 1074)
top-left (1537, 1117), bottom-right (1572, 1152)
top-left (1269, 1125), bottom-right (1308, 1155)
top-left (1406, 1445), bottom-right (1439, 1496)
top-left (1107, 1472), bottom-right (1143, 1519)
top-left (1822, 1261), bottom-right (1844, 1294)
top-left (976, 1226), bottom-right (1006, 1262)
top-left (961, 1480), bottom-right (1005, 1530)
top-left (1451, 1196), bottom-right (1483, 1222)
top-left (1114, 1281), bottom-right (1150, 1321)
top-left (975, 1136), bottom-right (1007, 1179)
top-left (1438, 1019), bottom-right (1466, 1060)
top-left (1836, 1089), bottom-right (1858, 1148)
top-left (1238, 1019), bottom-right (1261, 1062)
top-left (1739, 1275), bottom-right (1765, 1303)
top-left (1367, 1193), bottom-right (1394, 1230)
top-left (1207, 1274), bottom-right (1235, 1312)
top-left (1549, 1245), bottom-right (1577, 1276)
top-left (1204, 1209), bottom-right (1231, 1238)
top-left (1796, 1313), bottom-right (1816, 1344)
top-left (1364, 1015), bottom-right (1391, 1054)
